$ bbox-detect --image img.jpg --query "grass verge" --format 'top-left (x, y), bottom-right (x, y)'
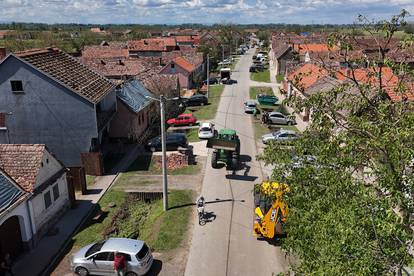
top-left (86, 175), bottom-right (96, 187)
top-left (73, 188), bottom-right (193, 252)
top-left (276, 74), bottom-right (284, 83)
top-left (250, 86), bottom-right (273, 99)
top-left (185, 85), bottom-right (224, 120)
top-left (251, 70), bottom-right (270, 83)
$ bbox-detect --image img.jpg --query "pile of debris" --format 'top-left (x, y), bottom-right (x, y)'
top-left (153, 153), bottom-right (189, 170)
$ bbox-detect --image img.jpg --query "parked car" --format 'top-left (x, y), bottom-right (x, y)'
top-left (71, 238), bottom-right (153, 276)
top-left (167, 113), bottom-right (197, 127)
top-left (145, 133), bottom-right (188, 152)
top-left (252, 55), bottom-right (257, 60)
top-left (267, 112), bottom-right (296, 125)
top-left (244, 100), bottom-right (257, 113)
top-left (262, 129), bottom-right (300, 144)
top-left (221, 78), bottom-right (237, 85)
top-left (202, 78), bottom-right (218, 85)
top-left (198, 122), bottom-right (215, 139)
top-left (183, 94), bottom-right (208, 107)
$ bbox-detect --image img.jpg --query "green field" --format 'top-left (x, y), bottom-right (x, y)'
top-left (73, 188), bottom-right (193, 252)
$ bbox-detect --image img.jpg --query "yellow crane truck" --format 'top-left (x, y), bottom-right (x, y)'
top-left (253, 181), bottom-right (289, 240)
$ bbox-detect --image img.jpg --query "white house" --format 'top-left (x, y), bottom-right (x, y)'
top-left (0, 144), bottom-right (70, 259)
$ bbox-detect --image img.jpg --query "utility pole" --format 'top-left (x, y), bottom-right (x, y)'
top-left (160, 95), bottom-right (168, 211)
top-left (222, 45), bottom-right (224, 62)
top-left (206, 54), bottom-right (209, 98)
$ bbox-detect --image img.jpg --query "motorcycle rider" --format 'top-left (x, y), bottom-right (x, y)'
top-left (196, 195), bottom-right (206, 217)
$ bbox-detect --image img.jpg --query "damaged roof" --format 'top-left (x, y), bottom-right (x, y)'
top-left (15, 47), bottom-right (115, 103)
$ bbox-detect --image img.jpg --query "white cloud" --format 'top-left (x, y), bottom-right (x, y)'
top-left (0, 0), bottom-right (411, 24)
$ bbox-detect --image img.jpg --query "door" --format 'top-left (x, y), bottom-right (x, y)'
top-left (88, 252), bottom-right (114, 275)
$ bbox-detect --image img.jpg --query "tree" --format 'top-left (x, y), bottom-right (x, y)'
top-left (260, 11), bottom-right (414, 274)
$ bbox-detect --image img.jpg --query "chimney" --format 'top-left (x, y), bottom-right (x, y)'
top-left (0, 47), bottom-right (6, 61)
top-left (118, 59), bottom-right (124, 65)
top-left (159, 57), bottom-right (162, 66)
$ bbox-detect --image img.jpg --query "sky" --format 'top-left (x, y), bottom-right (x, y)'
top-left (0, 0), bottom-right (413, 25)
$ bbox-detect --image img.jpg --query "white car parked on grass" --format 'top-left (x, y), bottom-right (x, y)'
top-left (198, 122), bottom-right (215, 139)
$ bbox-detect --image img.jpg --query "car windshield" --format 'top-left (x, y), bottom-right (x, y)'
top-left (248, 104), bottom-right (256, 107)
top-left (272, 131), bottom-right (281, 136)
top-left (200, 127), bottom-right (211, 132)
top-left (136, 243), bottom-right (149, 260)
top-left (85, 241), bottom-right (105, 257)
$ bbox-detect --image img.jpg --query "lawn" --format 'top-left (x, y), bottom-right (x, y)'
top-left (86, 175), bottom-right (96, 187)
top-left (72, 188), bottom-right (193, 252)
top-left (250, 87), bottom-right (273, 99)
top-left (251, 69), bottom-right (271, 83)
top-left (276, 74), bottom-right (284, 83)
top-left (185, 128), bottom-right (200, 142)
top-left (185, 85), bottom-right (224, 120)
top-left (127, 154), bottom-right (202, 175)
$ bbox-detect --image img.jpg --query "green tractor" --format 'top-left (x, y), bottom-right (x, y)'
top-left (207, 128), bottom-right (240, 170)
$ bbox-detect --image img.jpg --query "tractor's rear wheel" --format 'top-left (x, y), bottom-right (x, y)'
top-left (211, 151), bottom-right (219, 168)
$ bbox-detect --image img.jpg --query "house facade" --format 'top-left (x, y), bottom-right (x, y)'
top-left (0, 48), bottom-right (117, 177)
top-left (159, 56), bottom-right (204, 89)
top-left (109, 80), bottom-right (156, 142)
top-left (0, 144), bottom-right (70, 259)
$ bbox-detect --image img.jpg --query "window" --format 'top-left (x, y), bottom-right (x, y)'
top-left (0, 113), bottom-right (6, 129)
top-left (10, 80), bottom-right (23, 92)
top-left (44, 191), bottom-right (52, 209)
top-left (137, 244), bottom-right (149, 259)
top-left (171, 63), bottom-right (175, 69)
top-left (94, 252), bottom-right (110, 261)
top-left (53, 184), bottom-right (60, 200)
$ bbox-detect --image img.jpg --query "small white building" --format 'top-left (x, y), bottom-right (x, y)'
top-left (0, 144), bottom-right (70, 259)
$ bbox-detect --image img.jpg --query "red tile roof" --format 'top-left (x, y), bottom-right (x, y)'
top-left (81, 57), bottom-right (147, 78)
top-left (135, 68), bottom-right (178, 98)
top-left (294, 44), bottom-right (338, 55)
top-left (0, 144), bottom-right (45, 192)
top-left (162, 50), bottom-right (203, 68)
top-left (386, 82), bottom-right (414, 102)
top-left (16, 48), bottom-right (115, 104)
top-left (175, 36), bottom-right (195, 43)
top-left (288, 63), bottom-right (328, 90)
top-left (82, 43), bottom-right (129, 59)
top-left (173, 56), bottom-right (195, 73)
top-left (128, 37), bottom-right (176, 52)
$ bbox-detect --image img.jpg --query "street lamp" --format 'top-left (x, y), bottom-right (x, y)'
top-left (145, 94), bottom-right (180, 211)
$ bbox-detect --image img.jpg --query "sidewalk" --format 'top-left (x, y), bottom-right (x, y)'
top-left (13, 144), bottom-right (143, 276)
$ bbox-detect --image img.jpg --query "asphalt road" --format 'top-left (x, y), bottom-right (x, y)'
top-left (184, 49), bottom-right (288, 276)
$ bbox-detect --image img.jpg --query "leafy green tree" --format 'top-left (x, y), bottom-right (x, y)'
top-left (261, 10), bottom-right (414, 274)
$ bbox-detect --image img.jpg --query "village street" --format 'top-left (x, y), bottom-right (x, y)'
top-left (184, 49), bottom-right (289, 276)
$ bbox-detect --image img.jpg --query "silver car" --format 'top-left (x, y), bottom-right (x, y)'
top-left (71, 238), bottom-right (153, 276)
top-left (267, 112), bottom-right (296, 125)
top-left (244, 100), bottom-right (257, 113)
top-left (262, 129), bottom-right (299, 144)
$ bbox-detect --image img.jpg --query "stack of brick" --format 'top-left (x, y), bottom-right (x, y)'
top-left (154, 153), bottom-right (188, 170)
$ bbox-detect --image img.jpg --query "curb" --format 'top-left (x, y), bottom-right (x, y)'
top-left (41, 173), bottom-right (120, 276)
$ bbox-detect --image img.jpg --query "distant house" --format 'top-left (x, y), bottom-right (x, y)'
top-left (175, 35), bottom-right (196, 46)
top-left (0, 144), bottom-right (70, 259)
top-left (109, 80), bottom-right (156, 142)
top-left (127, 38), bottom-right (177, 57)
top-left (159, 56), bottom-right (204, 89)
top-left (285, 63), bottom-right (328, 121)
top-left (0, 30), bottom-right (11, 39)
top-left (90, 27), bottom-right (106, 34)
top-left (271, 44), bottom-right (294, 76)
top-left (0, 47), bottom-right (117, 180)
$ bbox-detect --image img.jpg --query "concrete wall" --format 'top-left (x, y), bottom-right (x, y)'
top-left (35, 150), bottom-right (64, 188)
top-left (0, 201), bottom-right (32, 244)
top-left (29, 174), bottom-right (69, 233)
top-left (0, 56), bottom-right (98, 167)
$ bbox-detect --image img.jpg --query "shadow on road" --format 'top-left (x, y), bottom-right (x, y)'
top-left (146, 259), bottom-right (163, 275)
top-left (202, 211), bottom-right (217, 224)
top-left (168, 198), bottom-right (245, 210)
top-left (225, 173), bottom-right (258, 182)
